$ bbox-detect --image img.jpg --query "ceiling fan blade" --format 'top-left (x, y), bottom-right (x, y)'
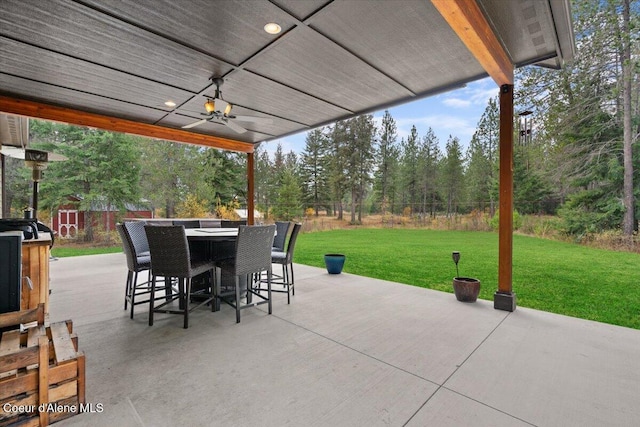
top-left (224, 119), bottom-right (247, 134)
top-left (232, 115), bottom-right (273, 124)
top-left (182, 118), bottom-right (209, 129)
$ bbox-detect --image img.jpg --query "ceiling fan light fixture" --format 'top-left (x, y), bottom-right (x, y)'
top-left (204, 99), bottom-right (216, 113)
top-left (264, 22), bottom-right (281, 34)
top-left (224, 103), bottom-right (233, 116)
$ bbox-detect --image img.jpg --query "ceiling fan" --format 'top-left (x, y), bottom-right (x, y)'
top-left (182, 77), bottom-right (272, 134)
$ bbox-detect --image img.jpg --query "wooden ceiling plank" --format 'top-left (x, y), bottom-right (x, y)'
top-left (431, 0), bottom-right (513, 86)
top-left (0, 96), bottom-right (253, 153)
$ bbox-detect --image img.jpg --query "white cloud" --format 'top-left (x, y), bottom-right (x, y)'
top-left (443, 98), bottom-right (471, 108)
top-left (439, 80), bottom-right (497, 110)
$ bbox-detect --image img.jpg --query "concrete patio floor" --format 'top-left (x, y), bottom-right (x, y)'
top-left (48, 253), bottom-right (639, 427)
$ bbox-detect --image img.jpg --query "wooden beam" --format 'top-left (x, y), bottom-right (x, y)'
top-left (0, 96), bottom-right (254, 153)
top-left (431, 0), bottom-right (513, 86)
top-left (495, 84), bottom-right (516, 311)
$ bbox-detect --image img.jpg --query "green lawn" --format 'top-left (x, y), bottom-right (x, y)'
top-left (294, 228), bottom-right (640, 330)
top-left (52, 246), bottom-right (123, 258)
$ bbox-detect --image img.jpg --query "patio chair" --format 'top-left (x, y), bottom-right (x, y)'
top-left (117, 222), bottom-right (154, 319)
top-left (145, 225), bottom-right (215, 329)
top-left (272, 221), bottom-right (292, 252)
top-left (172, 220), bottom-right (201, 228)
top-left (215, 225), bottom-right (275, 323)
top-left (257, 223), bottom-right (301, 304)
top-left (221, 220), bottom-right (247, 228)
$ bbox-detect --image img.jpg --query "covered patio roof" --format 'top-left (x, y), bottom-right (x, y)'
top-left (0, 0), bottom-right (575, 310)
top-left (0, 0), bottom-right (574, 152)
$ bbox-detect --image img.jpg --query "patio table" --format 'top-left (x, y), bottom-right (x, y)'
top-left (183, 228), bottom-right (239, 308)
top-left (184, 227), bottom-right (275, 309)
top-left (184, 227), bottom-right (238, 241)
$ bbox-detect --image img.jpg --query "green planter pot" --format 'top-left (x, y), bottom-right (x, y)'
top-left (324, 254), bottom-right (346, 274)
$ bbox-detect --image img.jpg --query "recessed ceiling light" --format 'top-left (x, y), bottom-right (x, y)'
top-left (164, 100), bottom-right (176, 107)
top-left (264, 22), bottom-right (281, 35)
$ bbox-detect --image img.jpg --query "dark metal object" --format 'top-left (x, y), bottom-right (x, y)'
top-left (0, 231), bottom-right (22, 314)
top-left (0, 218), bottom-right (39, 240)
top-left (452, 251), bottom-right (460, 278)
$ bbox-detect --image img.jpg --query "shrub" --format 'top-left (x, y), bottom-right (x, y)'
top-left (215, 198), bottom-right (240, 220)
top-left (176, 194), bottom-right (209, 218)
top-left (490, 209), bottom-right (522, 231)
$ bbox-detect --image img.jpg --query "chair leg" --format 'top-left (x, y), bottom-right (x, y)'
top-left (267, 269), bottom-right (272, 315)
top-left (130, 271), bottom-right (140, 319)
top-left (235, 276), bottom-right (241, 323)
top-left (165, 277), bottom-right (173, 302)
top-left (124, 270), bottom-right (133, 310)
top-left (178, 278), bottom-right (185, 311)
top-left (246, 274), bottom-right (252, 304)
top-left (213, 267), bottom-right (221, 312)
top-left (281, 264), bottom-right (287, 289)
top-left (290, 263), bottom-right (295, 296)
top-left (184, 278), bottom-right (191, 329)
top-left (210, 268), bottom-right (216, 312)
top-left (149, 275), bottom-right (156, 326)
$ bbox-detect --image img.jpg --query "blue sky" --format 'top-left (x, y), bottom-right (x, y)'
top-left (262, 76), bottom-right (498, 156)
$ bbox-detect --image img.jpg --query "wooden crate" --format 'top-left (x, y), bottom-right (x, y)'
top-left (21, 237), bottom-right (52, 314)
top-left (0, 305), bottom-right (85, 426)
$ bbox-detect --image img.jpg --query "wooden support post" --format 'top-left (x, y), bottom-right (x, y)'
top-left (247, 152), bottom-right (255, 225)
top-left (495, 84), bottom-right (517, 311)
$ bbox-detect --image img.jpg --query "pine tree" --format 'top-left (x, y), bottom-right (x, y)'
top-left (272, 169), bottom-right (302, 220)
top-left (440, 136), bottom-right (464, 216)
top-left (326, 121), bottom-right (349, 220)
top-left (254, 145), bottom-right (273, 218)
top-left (466, 97), bottom-right (498, 214)
top-left (345, 115), bottom-right (376, 223)
top-left (32, 122), bottom-right (141, 242)
top-left (417, 127), bottom-right (441, 217)
top-left (400, 125), bottom-right (419, 215)
top-left (374, 110), bottom-right (399, 214)
top-left (300, 128), bottom-right (330, 216)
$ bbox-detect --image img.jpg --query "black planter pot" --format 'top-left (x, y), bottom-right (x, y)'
top-left (324, 254), bottom-right (346, 274)
top-left (452, 277), bottom-right (481, 302)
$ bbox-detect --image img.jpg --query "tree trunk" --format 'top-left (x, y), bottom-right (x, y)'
top-left (104, 202), bottom-right (112, 244)
top-left (84, 210), bottom-right (94, 242)
top-left (621, 0), bottom-right (634, 235)
top-left (350, 188), bottom-right (356, 223)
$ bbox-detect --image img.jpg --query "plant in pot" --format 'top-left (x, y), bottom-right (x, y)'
top-left (451, 251), bottom-right (480, 302)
